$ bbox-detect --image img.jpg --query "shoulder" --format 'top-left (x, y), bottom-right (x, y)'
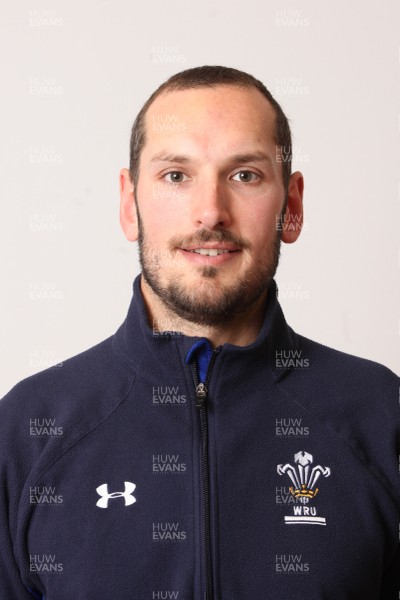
top-left (0, 334), bottom-right (136, 478)
top-left (0, 334), bottom-right (135, 418)
top-left (281, 332), bottom-right (400, 498)
top-left (293, 332), bottom-right (399, 393)
top-left (285, 332), bottom-right (399, 425)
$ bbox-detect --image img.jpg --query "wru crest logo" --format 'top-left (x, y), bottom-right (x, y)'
top-left (277, 451), bottom-right (331, 525)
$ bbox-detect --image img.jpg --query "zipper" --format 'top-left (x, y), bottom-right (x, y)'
top-left (191, 346), bottom-right (221, 600)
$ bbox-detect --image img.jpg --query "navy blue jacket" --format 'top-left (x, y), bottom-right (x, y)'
top-left (0, 274), bottom-right (399, 599)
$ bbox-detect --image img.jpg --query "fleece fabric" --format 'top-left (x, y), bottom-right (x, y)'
top-left (0, 274), bottom-right (399, 600)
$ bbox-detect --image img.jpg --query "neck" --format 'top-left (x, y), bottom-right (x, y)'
top-left (139, 276), bottom-right (268, 348)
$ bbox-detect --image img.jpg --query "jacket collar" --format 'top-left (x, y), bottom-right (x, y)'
top-left (112, 273), bottom-right (298, 382)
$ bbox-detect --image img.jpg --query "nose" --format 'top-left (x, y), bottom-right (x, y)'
top-left (190, 176), bottom-right (232, 230)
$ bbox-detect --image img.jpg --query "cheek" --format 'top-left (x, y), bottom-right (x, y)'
top-left (237, 193), bottom-right (282, 241)
top-left (138, 182), bottom-right (183, 244)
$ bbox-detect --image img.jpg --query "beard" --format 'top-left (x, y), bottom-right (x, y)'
top-left (136, 199), bottom-right (283, 327)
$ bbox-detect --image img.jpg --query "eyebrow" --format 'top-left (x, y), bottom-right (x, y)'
top-left (149, 151), bottom-right (272, 165)
top-left (150, 152), bottom-right (191, 164)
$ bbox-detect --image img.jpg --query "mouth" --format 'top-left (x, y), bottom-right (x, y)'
top-left (177, 244), bottom-right (242, 264)
top-left (184, 248), bottom-right (237, 257)
top-left (179, 243), bottom-right (241, 256)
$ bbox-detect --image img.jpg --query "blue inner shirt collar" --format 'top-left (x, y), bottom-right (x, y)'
top-left (185, 338), bottom-right (214, 383)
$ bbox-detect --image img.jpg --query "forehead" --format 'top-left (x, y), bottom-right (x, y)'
top-left (143, 85), bottom-right (277, 159)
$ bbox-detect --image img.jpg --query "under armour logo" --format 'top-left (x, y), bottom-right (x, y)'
top-left (96, 481), bottom-right (137, 508)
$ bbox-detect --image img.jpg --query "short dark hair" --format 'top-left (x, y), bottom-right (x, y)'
top-left (129, 65), bottom-right (292, 201)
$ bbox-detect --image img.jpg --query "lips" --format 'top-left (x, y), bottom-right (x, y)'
top-left (179, 243), bottom-right (241, 255)
top-left (185, 248), bottom-right (234, 256)
top-left (176, 244), bottom-right (241, 265)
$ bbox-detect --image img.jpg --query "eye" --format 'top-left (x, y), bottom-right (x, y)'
top-left (232, 170), bottom-right (260, 183)
top-left (162, 171), bottom-right (189, 183)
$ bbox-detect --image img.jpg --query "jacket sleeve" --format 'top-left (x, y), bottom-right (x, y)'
top-left (380, 368), bottom-right (400, 600)
top-left (0, 493), bottom-right (39, 599)
top-left (380, 544), bottom-right (400, 599)
top-left (379, 370), bottom-right (400, 600)
top-left (0, 383), bottom-right (43, 600)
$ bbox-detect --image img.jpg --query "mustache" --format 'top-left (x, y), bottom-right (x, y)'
top-left (170, 228), bottom-right (251, 250)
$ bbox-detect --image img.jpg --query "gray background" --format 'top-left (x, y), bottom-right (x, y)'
top-left (1, 0), bottom-right (399, 397)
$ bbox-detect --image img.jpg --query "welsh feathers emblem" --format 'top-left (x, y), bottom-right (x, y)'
top-left (277, 451), bottom-right (331, 525)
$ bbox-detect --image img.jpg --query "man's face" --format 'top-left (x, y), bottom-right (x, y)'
top-left (130, 85), bottom-right (290, 326)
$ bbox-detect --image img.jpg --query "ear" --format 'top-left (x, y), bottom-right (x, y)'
top-left (119, 168), bottom-right (138, 242)
top-left (281, 171), bottom-right (304, 244)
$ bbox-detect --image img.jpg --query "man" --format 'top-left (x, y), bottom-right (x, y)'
top-left (0, 65), bottom-right (399, 599)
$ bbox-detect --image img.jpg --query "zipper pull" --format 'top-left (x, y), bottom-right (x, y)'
top-left (195, 382), bottom-right (208, 408)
